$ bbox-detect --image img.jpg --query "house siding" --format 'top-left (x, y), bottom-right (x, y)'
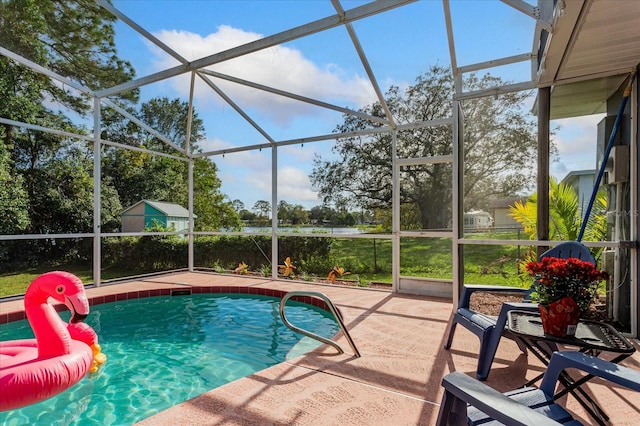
top-left (121, 202), bottom-right (146, 232)
top-left (121, 200), bottom-right (191, 233)
top-left (144, 204), bottom-right (168, 229)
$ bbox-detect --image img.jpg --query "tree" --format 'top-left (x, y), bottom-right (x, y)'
top-left (0, 0), bottom-right (137, 144)
top-left (278, 200), bottom-right (292, 223)
top-left (289, 204), bottom-right (309, 225)
top-left (239, 209), bottom-right (257, 221)
top-left (192, 156), bottom-right (241, 231)
top-left (509, 178), bottom-right (607, 243)
top-left (277, 201), bottom-right (309, 225)
top-left (309, 205), bottom-right (327, 224)
top-left (232, 199), bottom-right (245, 212)
top-left (27, 148), bottom-right (95, 234)
top-left (102, 97), bottom-right (241, 231)
top-left (0, 0), bottom-right (135, 238)
top-left (253, 200), bottom-right (271, 219)
top-left (311, 65), bottom-right (538, 229)
top-left (0, 138), bottom-right (30, 234)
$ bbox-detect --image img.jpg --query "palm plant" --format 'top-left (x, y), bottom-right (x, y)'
top-left (509, 178), bottom-right (608, 263)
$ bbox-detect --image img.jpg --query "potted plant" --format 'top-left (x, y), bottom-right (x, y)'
top-left (525, 257), bottom-right (608, 337)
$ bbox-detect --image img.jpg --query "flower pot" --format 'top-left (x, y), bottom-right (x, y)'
top-left (538, 296), bottom-right (581, 337)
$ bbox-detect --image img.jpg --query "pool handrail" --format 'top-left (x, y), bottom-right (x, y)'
top-left (279, 291), bottom-right (361, 358)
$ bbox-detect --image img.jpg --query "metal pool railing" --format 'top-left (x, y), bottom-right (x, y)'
top-left (279, 291), bottom-right (361, 358)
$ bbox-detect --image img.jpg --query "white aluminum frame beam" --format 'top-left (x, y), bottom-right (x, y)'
top-left (96, 0), bottom-right (188, 65)
top-left (391, 131), bottom-right (400, 291)
top-left (96, 0), bottom-right (418, 98)
top-left (0, 117), bottom-right (93, 143)
top-left (0, 117), bottom-right (188, 162)
top-left (198, 69), bottom-right (389, 126)
top-left (0, 46), bottom-right (95, 97)
top-left (184, 72), bottom-right (196, 154)
top-left (454, 80), bottom-right (538, 101)
top-left (442, 0), bottom-right (462, 92)
top-left (197, 73), bottom-right (276, 144)
top-left (0, 47), bottom-right (189, 157)
top-left (332, 0), bottom-right (396, 128)
top-left (101, 98), bottom-right (187, 154)
top-left (196, 117), bottom-right (453, 158)
top-left (457, 53), bottom-right (533, 74)
top-left (501, 0), bottom-right (553, 32)
top-left (93, 98), bottom-right (102, 286)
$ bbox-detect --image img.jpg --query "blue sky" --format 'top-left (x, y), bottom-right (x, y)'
top-left (108, 0), bottom-right (603, 210)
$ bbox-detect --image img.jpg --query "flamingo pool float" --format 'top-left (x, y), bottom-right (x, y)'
top-left (0, 271), bottom-right (106, 412)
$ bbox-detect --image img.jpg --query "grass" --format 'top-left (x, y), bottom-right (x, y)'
top-left (330, 235), bottom-right (527, 287)
top-left (0, 265), bottom-right (136, 298)
top-left (0, 232), bottom-right (530, 298)
top-left (0, 266), bottom-right (92, 298)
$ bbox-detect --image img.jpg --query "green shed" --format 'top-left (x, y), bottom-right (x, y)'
top-left (121, 200), bottom-right (194, 232)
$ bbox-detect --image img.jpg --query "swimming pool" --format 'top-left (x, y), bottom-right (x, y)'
top-left (0, 293), bottom-right (339, 425)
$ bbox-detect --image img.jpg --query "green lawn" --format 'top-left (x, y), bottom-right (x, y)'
top-left (329, 236), bottom-right (527, 287)
top-left (0, 233), bottom-right (531, 298)
top-left (0, 265), bottom-right (132, 298)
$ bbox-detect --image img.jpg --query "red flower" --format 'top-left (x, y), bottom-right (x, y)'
top-left (526, 256), bottom-right (608, 312)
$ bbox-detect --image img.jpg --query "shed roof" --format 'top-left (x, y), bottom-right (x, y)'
top-left (122, 200), bottom-right (192, 217)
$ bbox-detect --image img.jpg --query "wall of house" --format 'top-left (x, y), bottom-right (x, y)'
top-left (574, 174), bottom-right (596, 215)
top-left (122, 202), bottom-right (190, 233)
top-left (121, 202), bottom-right (146, 232)
top-left (604, 73), bottom-right (636, 334)
top-left (492, 208), bottom-right (522, 229)
top-left (164, 216), bottom-right (189, 232)
top-left (463, 211), bottom-right (492, 229)
top-left (143, 204), bottom-right (168, 229)
top-left (635, 69), bottom-right (639, 337)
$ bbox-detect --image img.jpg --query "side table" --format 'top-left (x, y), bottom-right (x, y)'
top-left (507, 310), bottom-right (636, 425)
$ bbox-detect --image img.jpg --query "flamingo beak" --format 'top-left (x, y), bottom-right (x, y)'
top-left (70, 312), bottom-right (88, 323)
top-left (65, 292), bottom-right (90, 323)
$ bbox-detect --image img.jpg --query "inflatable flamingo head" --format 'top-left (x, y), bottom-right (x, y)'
top-left (25, 271), bottom-right (90, 322)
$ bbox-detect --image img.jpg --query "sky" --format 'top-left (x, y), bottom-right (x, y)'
top-left (105, 0), bottom-right (605, 211)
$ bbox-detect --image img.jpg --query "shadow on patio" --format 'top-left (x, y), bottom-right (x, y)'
top-left (2, 271), bottom-right (638, 425)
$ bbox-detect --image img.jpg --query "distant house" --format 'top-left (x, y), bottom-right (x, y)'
top-left (121, 200), bottom-right (194, 232)
top-left (561, 169), bottom-right (596, 216)
top-left (463, 209), bottom-right (493, 229)
top-left (488, 197), bottom-right (526, 229)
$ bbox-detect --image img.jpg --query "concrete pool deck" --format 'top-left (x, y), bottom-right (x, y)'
top-left (2, 271), bottom-right (639, 425)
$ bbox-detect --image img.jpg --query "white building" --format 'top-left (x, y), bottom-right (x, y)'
top-left (463, 210), bottom-right (493, 229)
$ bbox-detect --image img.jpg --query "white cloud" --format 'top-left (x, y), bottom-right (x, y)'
top-left (208, 140), bottom-right (319, 207)
top-left (226, 162), bottom-right (318, 206)
top-left (277, 166), bottom-right (319, 203)
top-left (550, 114), bottom-right (605, 180)
top-left (146, 26), bottom-right (376, 125)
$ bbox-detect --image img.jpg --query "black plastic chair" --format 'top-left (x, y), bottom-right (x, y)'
top-left (436, 351), bottom-right (640, 425)
top-left (444, 241), bottom-right (596, 380)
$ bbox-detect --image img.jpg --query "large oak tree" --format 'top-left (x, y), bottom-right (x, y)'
top-left (311, 65), bottom-right (538, 229)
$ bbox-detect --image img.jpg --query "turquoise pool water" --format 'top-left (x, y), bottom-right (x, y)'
top-left (0, 293), bottom-right (338, 425)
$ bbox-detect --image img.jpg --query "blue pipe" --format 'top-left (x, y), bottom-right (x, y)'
top-left (577, 78), bottom-right (633, 242)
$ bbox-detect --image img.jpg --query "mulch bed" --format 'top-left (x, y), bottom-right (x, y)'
top-left (469, 291), bottom-right (610, 322)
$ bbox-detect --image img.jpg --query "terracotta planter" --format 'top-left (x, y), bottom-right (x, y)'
top-left (538, 296), bottom-right (581, 337)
